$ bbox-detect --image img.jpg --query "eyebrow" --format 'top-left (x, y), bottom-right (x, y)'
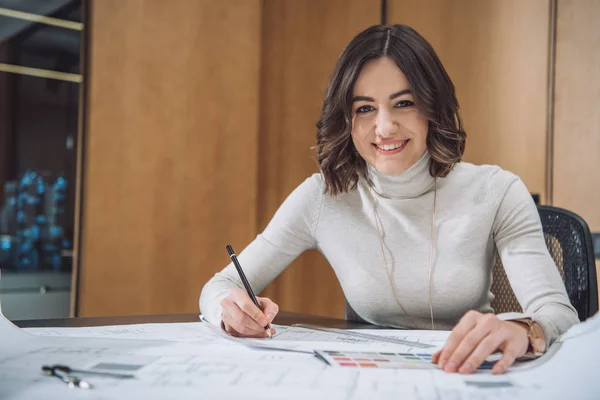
top-left (351, 89), bottom-right (412, 103)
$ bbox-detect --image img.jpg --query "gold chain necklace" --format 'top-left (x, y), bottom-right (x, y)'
top-left (367, 178), bottom-right (437, 330)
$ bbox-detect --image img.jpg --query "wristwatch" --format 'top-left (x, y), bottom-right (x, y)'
top-left (513, 318), bottom-right (547, 355)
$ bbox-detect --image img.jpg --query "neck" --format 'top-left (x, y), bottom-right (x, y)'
top-left (365, 151), bottom-right (435, 199)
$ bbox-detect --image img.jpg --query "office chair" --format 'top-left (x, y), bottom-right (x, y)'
top-left (346, 205), bottom-right (599, 323)
top-left (491, 205), bottom-right (598, 321)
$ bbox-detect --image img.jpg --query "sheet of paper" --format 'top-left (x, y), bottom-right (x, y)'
top-left (347, 328), bottom-right (450, 347)
top-left (0, 331), bottom-right (527, 400)
top-left (1, 337), bottom-right (542, 400)
top-left (25, 321), bottom-right (232, 343)
top-left (24, 317), bottom-right (582, 372)
top-left (24, 319), bottom-right (448, 356)
top-left (222, 324), bottom-right (450, 354)
top-left (0, 302), bottom-right (41, 359)
top-left (2, 304), bottom-right (599, 399)
top-left (506, 313), bottom-right (600, 399)
top-left (559, 310), bottom-right (600, 341)
top-left (196, 314), bottom-right (447, 353)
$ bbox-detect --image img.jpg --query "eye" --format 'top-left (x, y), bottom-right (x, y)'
top-left (355, 105), bottom-right (375, 114)
top-left (395, 100), bottom-right (415, 108)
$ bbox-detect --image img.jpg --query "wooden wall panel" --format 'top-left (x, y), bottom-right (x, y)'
top-left (552, 0), bottom-right (600, 297)
top-left (81, 0), bottom-right (598, 319)
top-left (79, 0), bottom-right (262, 316)
top-left (258, 0), bottom-right (380, 318)
top-left (388, 0), bottom-right (550, 202)
top-left (553, 0), bottom-right (600, 232)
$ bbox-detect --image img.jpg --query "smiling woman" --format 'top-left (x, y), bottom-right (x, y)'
top-left (200, 24), bottom-right (578, 376)
top-left (317, 25), bottom-right (465, 194)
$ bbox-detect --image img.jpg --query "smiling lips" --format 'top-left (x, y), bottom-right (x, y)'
top-left (373, 139), bottom-right (410, 154)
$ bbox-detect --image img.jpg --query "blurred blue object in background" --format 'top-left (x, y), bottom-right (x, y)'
top-left (0, 171), bottom-right (69, 271)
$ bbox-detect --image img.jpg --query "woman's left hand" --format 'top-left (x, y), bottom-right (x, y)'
top-left (431, 310), bottom-right (529, 375)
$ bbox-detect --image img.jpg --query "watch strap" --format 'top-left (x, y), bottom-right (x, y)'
top-left (512, 318), bottom-right (546, 355)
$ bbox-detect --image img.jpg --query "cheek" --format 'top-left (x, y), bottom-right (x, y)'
top-left (351, 120), bottom-right (373, 148)
top-left (415, 115), bottom-right (429, 140)
top-left (399, 113), bottom-right (428, 145)
top-left (351, 135), bottom-right (369, 157)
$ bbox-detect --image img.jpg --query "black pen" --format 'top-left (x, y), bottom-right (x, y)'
top-left (226, 244), bottom-right (272, 338)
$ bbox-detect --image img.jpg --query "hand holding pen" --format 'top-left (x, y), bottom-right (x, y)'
top-left (220, 245), bottom-right (278, 338)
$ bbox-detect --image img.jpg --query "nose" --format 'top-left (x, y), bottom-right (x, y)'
top-left (375, 108), bottom-right (397, 138)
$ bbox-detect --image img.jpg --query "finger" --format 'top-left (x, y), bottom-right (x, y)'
top-left (431, 350), bottom-right (442, 363)
top-left (222, 309), bottom-right (269, 338)
top-left (220, 303), bottom-right (248, 335)
top-left (457, 331), bottom-right (504, 374)
top-left (492, 348), bottom-right (519, 375)
top-left (222, 321), bottom-right (242, 337)
top-left (221, 312), bottom-right (240, 336)
top-left (257, 297), bottom-right (279, 323)
top-left (230, 289), bottom-right (269, 327)
top-left (438, 310), bottom-right (479, 369)
top-left (223, 318), bottom-right (269, 338)
top-left (446, 314), bottom-right (499, 373)
top-left (221, 298), bottom-right (267, 336)
top-left (220, 314), bottom-right (238, 336)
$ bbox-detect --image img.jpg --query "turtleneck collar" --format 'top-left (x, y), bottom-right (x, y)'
top-left (365, 151), bottom-right (435, 199)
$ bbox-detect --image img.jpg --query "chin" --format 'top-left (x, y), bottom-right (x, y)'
top-left (374, 162), bottom-right (411, 175)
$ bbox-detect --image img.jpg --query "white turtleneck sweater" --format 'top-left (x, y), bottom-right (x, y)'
top-left (200, 153), bottom-right (578, 347)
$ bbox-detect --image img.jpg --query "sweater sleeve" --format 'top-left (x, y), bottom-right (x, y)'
top-left (491, 173), bottom-right (579, 348)
top-left (199, 174), bottom-right (324, 325)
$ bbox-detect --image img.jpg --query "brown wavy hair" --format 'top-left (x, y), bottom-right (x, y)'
top-left (316, 24), bottom-right (466, 195)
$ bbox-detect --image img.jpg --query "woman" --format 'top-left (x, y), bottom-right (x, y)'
top-left (200, 24), bottom-right (578, 375)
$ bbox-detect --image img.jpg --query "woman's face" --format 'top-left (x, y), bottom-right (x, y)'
top-left (351, 56), bottom-right (428, 175)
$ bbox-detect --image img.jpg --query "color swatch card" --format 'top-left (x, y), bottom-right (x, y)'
top-left (315, 350), bottom-right (496, 370)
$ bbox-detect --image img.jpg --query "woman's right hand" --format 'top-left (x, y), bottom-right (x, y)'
top-left (220, 288), bottom-right (279, 337)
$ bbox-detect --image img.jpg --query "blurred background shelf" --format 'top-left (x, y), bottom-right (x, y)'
top-left (0, 271), bottom-right (71, 319)
top-left (0, 0), bottom-right (83, 319)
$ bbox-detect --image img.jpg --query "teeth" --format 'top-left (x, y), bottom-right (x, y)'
top-left (377, 140), bottom-right (407, 151)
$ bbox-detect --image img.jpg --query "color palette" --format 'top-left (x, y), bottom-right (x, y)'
top-left (315, 350), bottom-right (497, 370)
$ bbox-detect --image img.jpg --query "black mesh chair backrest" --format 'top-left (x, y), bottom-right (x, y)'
top-left (491, 205), bottom-right (598, 321)
top-left (346, 205), bottom-right (599, 323)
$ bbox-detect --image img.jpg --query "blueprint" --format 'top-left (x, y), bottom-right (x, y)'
top-left (1, 304), bottom-right (599, 399)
